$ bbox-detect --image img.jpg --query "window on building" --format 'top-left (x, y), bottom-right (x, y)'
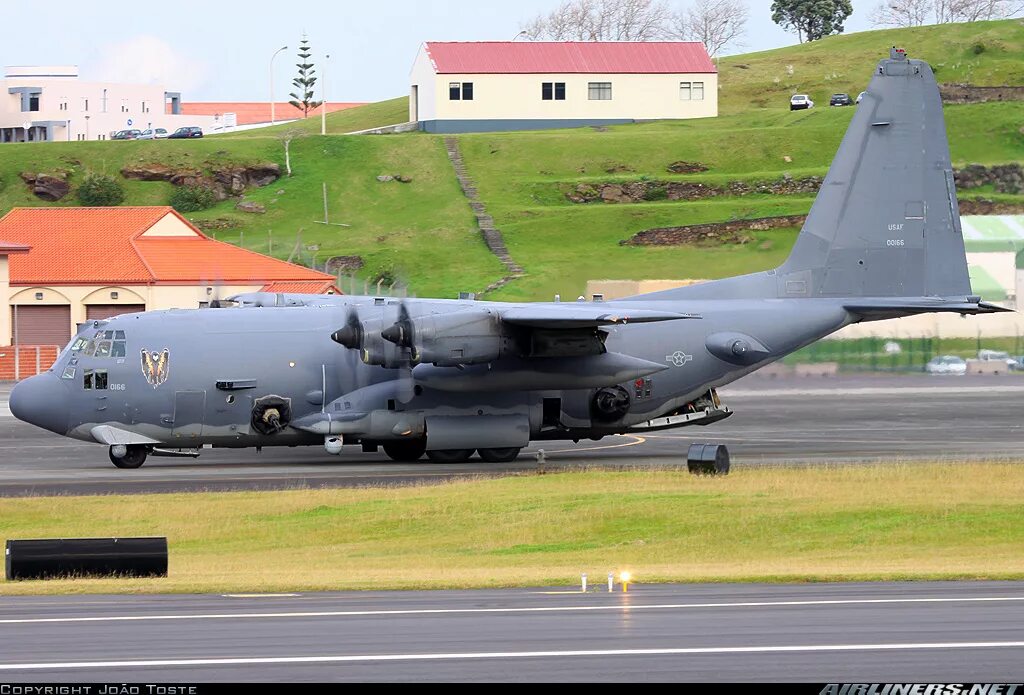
top-left (142, 101), bottom-right (149, 113)
top-left (102, 89), bottom-right (107, 113)
top-left (121, 99), bottom-right (128, 113)
top-left (542, 82), bottom-right (566, 101)
top-left (680, 82), bottom-right (691, 100)
top-left (28, 95), bottom-right (39, 112)
top-left (83, 98), bottom-right (88, 112)
top-left (588, 82), bottom-right (612, 100)
top-left (449, 82), bottom-right (474, 101)
top-left (693, 81), bottom-right (704, 100)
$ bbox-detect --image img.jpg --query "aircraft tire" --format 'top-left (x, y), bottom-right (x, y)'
top-left (383, 439), bottom-right (427, 462)
top-left (109, 445), bottom-right (148, 469)
top-left (425, 449), bottom-right (475, 464)
top-left (477, 447), bottom-right (521, 463)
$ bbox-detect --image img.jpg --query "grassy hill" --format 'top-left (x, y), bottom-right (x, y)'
top-left (0, 20), bottom-right (1022, 301)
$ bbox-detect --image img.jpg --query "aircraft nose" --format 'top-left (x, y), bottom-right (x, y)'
top-left (9, 373), bottom-right (69, 434)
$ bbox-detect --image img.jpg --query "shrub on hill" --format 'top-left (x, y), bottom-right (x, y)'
top-left (76, 172), bottom-right (124, 206)
top-left (170, 185), bottom-right (218, 213)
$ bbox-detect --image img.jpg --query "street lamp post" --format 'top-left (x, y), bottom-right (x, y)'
top-left (270, 45), bottom-right (288, 125)
top-left (512, 30), bottom-right (529, 41)
top-left (321, 53), bottom-right (330, 136)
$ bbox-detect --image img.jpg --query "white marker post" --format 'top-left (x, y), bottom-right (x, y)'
top-left (607, 573), bottom-right (614, 593)
top-left (581, 574), bottom-right (587, 593)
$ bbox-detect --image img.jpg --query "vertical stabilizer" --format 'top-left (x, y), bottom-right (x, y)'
top-left (776, 47), bottom-right (971, 299)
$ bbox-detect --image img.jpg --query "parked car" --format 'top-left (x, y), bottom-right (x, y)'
top-left (977, 349), bottom-right (1019, 370)
top-left (1013, 356), bottom-right (1024, 372)
top-left (168, 126), bottom-right (203, 139)
top-left (925, 355), bottom-right (967, 375)
top-left (137, 128), bottom-right (169, 140)
top-left (856, 91), bottom-right (867, 104)
top-left (790, 94), bottom-right (814, 111)
top-left (829, 93), bottom-right (853, 107)
top-left (111, 129), bottom-right (143, 140)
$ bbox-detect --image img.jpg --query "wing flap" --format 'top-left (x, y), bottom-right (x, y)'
top-left (501, 306), bottom-right (699, 329)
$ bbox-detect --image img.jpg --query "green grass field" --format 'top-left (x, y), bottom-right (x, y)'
top-left (1, 464), bottom-right (1023, 595)
top-left (0, 21), bottom-right (1022, 300)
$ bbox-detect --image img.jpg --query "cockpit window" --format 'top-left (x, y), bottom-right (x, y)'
top-left (76, 329), bottom-right (126, 359)
top-left (83, 369), bottom-right (108, 390)
top-left (61, 365), bottom-right (76, 380)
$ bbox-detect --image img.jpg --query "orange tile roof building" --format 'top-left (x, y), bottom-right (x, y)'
top-left (179, 102), bottom-right (366, 126)
top-left (0, 206), bottom-right (339, 346)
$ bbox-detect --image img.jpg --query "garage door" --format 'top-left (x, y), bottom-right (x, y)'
top-left (86, 304), bottom-right (146, 321)
top-left (11, 305), bottom-right (71, 346)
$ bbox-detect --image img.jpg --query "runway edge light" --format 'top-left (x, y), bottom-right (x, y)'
top-left (620, 571), bottom-right (632, 593)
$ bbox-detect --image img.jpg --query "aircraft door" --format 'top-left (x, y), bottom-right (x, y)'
top-left (172, 390), bottom-right (206, 438)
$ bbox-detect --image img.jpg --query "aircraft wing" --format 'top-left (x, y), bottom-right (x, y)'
top-left (500, 306), bottom-right (700, 329)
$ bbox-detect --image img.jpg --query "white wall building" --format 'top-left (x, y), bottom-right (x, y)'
top-left (410, 42), bottom-right (718, 133)
top-left (1, 66), bottom-right (220, 143)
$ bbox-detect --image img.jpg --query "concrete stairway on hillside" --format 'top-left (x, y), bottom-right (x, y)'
top-left (443, 137), bottom-right (525, 295)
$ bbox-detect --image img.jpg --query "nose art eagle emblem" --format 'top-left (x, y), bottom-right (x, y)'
top-left (141, 348), bottom-right (170, 388)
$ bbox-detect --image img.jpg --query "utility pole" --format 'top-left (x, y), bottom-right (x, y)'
top-left (270, 45), bottom-right (288, 125)
top-left (321, 53), bottom-right (330, 136)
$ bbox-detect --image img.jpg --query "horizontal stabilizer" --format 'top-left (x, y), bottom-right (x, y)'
top-left (844, 297), bottom-right (1014, 320)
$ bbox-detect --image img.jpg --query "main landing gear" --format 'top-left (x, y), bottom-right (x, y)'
top-left (109, 444), bottom-right (148, 469)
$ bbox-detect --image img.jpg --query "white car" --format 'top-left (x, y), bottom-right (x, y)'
top-left (790, 94), bottom-right (814, 111)
top-left (137, 128), bottom-right (169, 140)
top-left (977, 349), bottom-right (1019, 370)
top-left (925, 355), bottom-right (967, 375)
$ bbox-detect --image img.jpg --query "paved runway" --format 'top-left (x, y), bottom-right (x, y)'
top-left (1, 582), bottom-right (1022, 681)
top-left (1, 375), bottom-right (1023, 496)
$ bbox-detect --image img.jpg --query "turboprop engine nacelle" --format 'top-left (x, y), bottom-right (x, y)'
top-left (382, 309), bottom-right (512, 367)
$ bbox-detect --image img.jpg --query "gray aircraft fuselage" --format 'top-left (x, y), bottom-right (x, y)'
top-left (19, 295), bottom-right (846, 449)
top-left (9, 49), bottom-right (1008, 466)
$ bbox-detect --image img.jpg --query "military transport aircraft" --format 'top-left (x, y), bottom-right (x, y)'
top-left (10, 48), bottom-right (1008, 469)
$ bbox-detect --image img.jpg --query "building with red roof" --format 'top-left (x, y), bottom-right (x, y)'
top-left (0, 206), bottom-right (339, 347)
top-left (178, 102), bottom-right (366, 126)
top-left (410, 41), bottom-right (717, 133)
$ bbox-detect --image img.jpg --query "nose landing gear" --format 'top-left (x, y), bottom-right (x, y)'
top-left (109, 444), bottom-right (149, 469)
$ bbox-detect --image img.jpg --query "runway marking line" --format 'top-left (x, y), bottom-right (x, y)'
top-left (3, 641), bottom-right (1024, 670)
top-left (222, 594), bottom-right (301, 599)
top-left (3, 595), bottom-right (1024, 625)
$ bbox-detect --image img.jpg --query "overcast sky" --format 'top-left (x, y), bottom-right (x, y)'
top-left (3, 0), bottom-right (875, 102)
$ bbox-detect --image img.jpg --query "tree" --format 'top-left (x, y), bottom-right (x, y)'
top-left (670, 0), bottom-right (749, 57)
top-left (869, 0), bottom-right (931, 26)
top-left (77, 172), bottom-right (124, 206)
top-left (770, 0), bottom-right (853, 42)
top-left (523, 0), bottom-right (673, 40)
top-left (937, 0), bottom-right (1023, 21)
top-left (288, 35), bottom-right (322, 118)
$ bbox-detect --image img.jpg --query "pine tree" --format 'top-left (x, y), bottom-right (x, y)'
top-left (288, 35), bottom-right (322, 118)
